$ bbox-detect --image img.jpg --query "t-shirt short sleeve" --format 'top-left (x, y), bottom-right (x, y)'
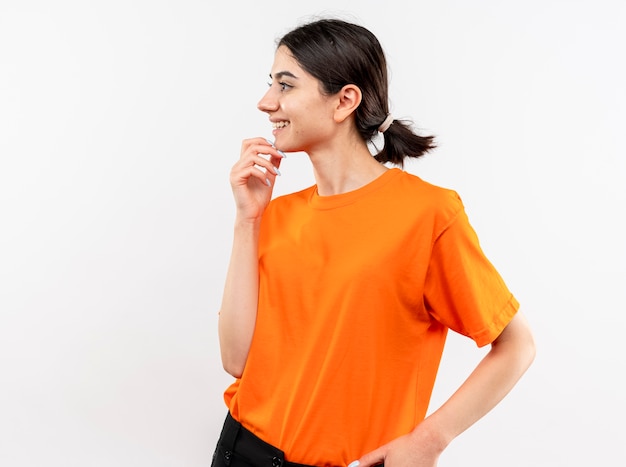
top-left (424, 194), bottom-right (519, 347)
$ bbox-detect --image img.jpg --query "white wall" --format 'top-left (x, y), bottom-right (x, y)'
top-left (1, 1), bottom-right (624, 465)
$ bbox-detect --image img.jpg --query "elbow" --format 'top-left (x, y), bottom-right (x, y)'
top-left (218, 317), bottom-right (252, 378)
top-left (524, 330), bottom-right (537, 369)
top-left (220, 351), bottom-right (247, 378)
top-left (517, 313), bottom-right (537, 369)
top-left (222, 360), bottom-right (244, 379)
top-left (513, 334), bottom-right (536, 377)
top-left (514, 319), bottom-right (537, 374)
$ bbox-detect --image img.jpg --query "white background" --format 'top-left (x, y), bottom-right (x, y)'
top-left (1, 0), bottom-right (625, 465)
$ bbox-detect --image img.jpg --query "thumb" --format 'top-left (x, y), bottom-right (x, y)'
top-left (348, 446), bottom-right (387, 467)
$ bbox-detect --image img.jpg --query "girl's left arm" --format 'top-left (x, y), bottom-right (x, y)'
top-left (355, 311), bottom-right (536, 467)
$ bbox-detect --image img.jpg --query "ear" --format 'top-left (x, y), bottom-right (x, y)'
top-left (333, 84), bottom-right (362, 123)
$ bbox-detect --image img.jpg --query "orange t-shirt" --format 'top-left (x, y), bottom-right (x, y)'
top-left (224, 168), bottom-right (518, 466)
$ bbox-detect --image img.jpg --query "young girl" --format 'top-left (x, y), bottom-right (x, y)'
top-left (214, 18), bottom-right (535, 467)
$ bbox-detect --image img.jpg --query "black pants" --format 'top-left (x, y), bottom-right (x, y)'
top-left (211, 413), bottom-right (316, 467)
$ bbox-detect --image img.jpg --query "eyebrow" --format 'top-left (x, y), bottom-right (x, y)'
top-left (269, 71), bottom-right (298, 80)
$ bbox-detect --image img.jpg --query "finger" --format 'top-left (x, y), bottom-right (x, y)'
top-left (241, 138), bottom-right (286, 161)
top-left (251, 154), bottom-right (281, 176)
top-left (245, 138), bottom-right (287, 164)
top-left (253, 146), bottom-right (287, 167)
top-left (249, 157), bottom-right (281, 185)
top-left (232, 163), bottom-right (274, 188)
top-left (250, 165), bottom-right (273, 187)
top-left (238, 140), bottom-right (283, 167)
top-left (240, 153), bottom-right (282, 185)
top-left (233, 151), bottom-right (278, 176)
top-left (264, 138), bottom-right (288, 161)
top-left (268, 152), bottom-right (284, 170)
top-left (235, 138), bottom-right (285, 188)
top-left (241, 137), bottom-right (272, 153)
top-left (350, 447), bottom-right (387, 467)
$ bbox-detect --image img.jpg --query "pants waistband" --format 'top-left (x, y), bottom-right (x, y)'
top-left (216, 412), bottom-right (316, 467)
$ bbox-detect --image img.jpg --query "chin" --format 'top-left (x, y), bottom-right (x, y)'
top-left (274, 141), bottom-right (297, 153)
top-left (275, 137), bottom-right (308, 154)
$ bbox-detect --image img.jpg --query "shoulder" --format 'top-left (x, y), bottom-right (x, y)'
top-left (390, 169), bottom-right (464, 218)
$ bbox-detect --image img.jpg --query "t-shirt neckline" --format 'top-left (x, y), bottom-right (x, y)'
top-left (309, 167), bottom-right (402, 210)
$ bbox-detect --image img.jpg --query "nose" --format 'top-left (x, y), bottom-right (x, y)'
top-left (257, 87), bottom-right (279, 113)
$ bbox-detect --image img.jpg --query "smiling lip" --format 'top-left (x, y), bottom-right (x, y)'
top-left (272, 121), bottom-right (290, 129)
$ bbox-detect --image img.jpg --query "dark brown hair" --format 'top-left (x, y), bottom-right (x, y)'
top-left (278, 18), bottom-right (435, 166)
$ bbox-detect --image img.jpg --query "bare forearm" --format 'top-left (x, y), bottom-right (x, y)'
top-left (416, 312), bottom-right (536, 452)
top-left (351, 313), bottom-right (535, 467)
top-left (218, 218), bottom-right (262, 377)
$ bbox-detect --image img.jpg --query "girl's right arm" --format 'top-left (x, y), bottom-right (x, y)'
top-left (218, 138), bottom-right (284, 378)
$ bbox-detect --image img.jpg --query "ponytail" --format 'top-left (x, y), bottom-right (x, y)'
top-left (372, 118), bottom-right (436, 167)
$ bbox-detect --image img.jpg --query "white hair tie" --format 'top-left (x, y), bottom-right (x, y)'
top-left (378, 114), bottom-right (394, 133)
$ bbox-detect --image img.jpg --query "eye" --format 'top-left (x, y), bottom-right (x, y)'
top-left (267, 81), bottom-right (292, 90)
top-left (266, 80), bottom-right (293, 92)
top-left (279, 81), bottom-right (292, 91)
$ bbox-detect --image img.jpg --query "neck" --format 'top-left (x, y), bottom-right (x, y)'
top-left (308, 139), bottom-right (387, 196)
